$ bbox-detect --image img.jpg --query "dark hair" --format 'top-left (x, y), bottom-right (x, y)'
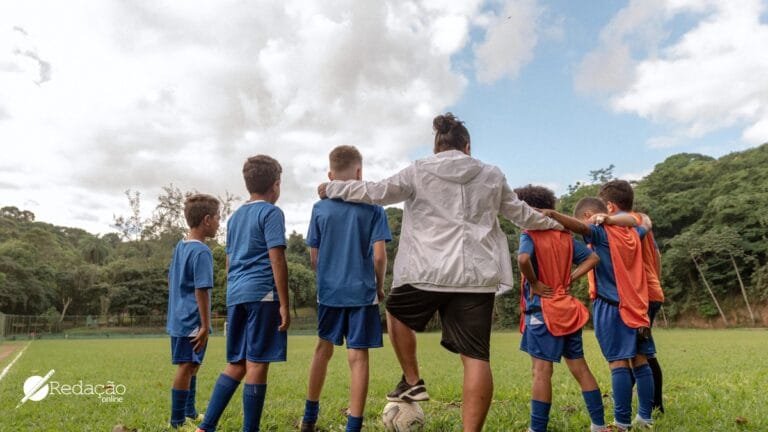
top-left (514, 185), bottom-right (556, 210)
top-left (598, 179), bottom-right (634, 211)
top-left (243, 155), bottom-right (282, 194)
top-left (184, 194), bottom-right (220, 228)
top-left (573, 197), bottom-right (608, 219)
top-left (433, 112), bottom-right (470, 153)
top-left (329, 145), bottom-right (362, 173)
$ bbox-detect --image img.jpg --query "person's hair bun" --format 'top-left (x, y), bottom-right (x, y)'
top-left (433, 113), bottom-right (457, 134)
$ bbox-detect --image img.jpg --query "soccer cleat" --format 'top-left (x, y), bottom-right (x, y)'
top-left (590, 424), bottom-right (613, 432)
top-left (386, 375), bottom-right (429, 402)
top-left (299, 421), bottom-right (317, 432)
top-left (633, 414), bottom-right (653, 429)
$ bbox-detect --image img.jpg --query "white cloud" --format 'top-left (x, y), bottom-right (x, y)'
top-left (1, 0), bottom-right (535, 235)
top-left (473, 0), bottom-right (543, 84)
top-left (577, 0), bottom-right (768, 148)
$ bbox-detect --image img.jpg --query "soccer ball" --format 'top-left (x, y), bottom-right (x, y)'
top-left (382, 401), bottom-right (425, 431)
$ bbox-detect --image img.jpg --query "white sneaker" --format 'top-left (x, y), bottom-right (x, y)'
top-left (633, 414), bottom-right (653, 429)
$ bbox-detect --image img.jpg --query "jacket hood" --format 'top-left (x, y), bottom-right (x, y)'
top-left (416, 150), bottom-right (484, 184)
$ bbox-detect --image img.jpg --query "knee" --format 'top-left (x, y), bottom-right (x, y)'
top-left (347, 349), bottom-right (369, 367)
top-left (315, 342), bottom-right (334, 360)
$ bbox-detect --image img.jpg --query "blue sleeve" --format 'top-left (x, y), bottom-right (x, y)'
top-left (518, 233), bottom-right (534, 255)
top-left (264, 207), bottom-right (287, 249)
top-left (193, 249), bottom-right (214, 289)
top-left (583, 224), bottom-right (600, 245)
top-left (371, 206), bottom-right (392, 243)
top-left (572, 238), bottom-right (592, 265)
top-left (225, 217), bottom-right (234, 255)
top-left (635, 226), bottom-right (647, 239)
top-left (306, 206), bottom-right (321, 248)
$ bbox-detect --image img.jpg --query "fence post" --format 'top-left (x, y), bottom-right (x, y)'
top-left (0, 312), bottom-right (5, 339)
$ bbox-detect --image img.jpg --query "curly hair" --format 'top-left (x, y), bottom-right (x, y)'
top-left (243, 155), bottom-right (282, 194)
top-left (514, 185), bottom-right (556, 210)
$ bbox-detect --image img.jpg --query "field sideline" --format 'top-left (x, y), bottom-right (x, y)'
top-left (0, 330), bottom-right (766, 431)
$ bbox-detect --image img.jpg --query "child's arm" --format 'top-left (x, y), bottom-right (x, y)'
top-left (373, 240), bottom-right (387, 301)
top-left (590, 213), bottom-right (637, 227)
top-left (517, 253), bottom-right (553, 299)
top-left (269, 247), bottom-right (291, 331)
top-left (310, 248), bottom-right (319, 272)
top-left (192, 288), bottom-right (211, 352)
top-left (500, 183), bottom-right (563, 231)
top-left (570, 253), bottom-right (599, 284)
top-left (540, 209), bottom-right (590, 236)
top-left (318, 166), bottom-right (415, 206)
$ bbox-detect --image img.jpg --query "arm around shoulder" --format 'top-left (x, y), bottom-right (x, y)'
top-left (325, 166), bottom-right (414, 206)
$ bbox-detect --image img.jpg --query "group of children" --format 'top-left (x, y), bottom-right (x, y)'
top-left (165, 141), bottom-right (665, 431)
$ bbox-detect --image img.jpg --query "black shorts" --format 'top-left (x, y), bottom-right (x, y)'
top-left (385, 284), bottom-right (495, 361)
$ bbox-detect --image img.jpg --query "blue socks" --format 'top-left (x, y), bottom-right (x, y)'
top-left (611, 367), bottom-right (633, 427)
top-left (243, 383), bottom-right (267, 432)
top-left (303, 399), bottom-right (320, 424)
top-left (199, 373), bottom-right (241, 432)
top-left (346, 415), bottom-right (364, 432)
top-left (171, 388), bottom-right (190, 427)
top-left (185, 375), bottom-right (198, 418)
top-left (582, 389), bottom-right (605, 427)
top-left (633, 364), bottom-right (655, 421)
top-left (530, 399), bottom-right (551, 432)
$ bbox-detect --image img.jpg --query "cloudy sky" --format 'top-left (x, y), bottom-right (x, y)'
top-left (2, 0), bottom-right (767, 236)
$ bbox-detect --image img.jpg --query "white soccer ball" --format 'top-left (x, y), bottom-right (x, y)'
top-left (382, 401), bottom-right (425, 432)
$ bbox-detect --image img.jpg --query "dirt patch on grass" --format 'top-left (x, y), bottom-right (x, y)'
top-left (0, 343), bottom-right (22, 364)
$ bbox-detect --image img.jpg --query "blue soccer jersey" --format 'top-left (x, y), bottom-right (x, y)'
top-left (226, 201), bottom-right (286, 306)
top-left (518, 232), bottom-right (592, 325)
top-left (306, 199), bottom-right (392, 307)
top-left (583, 224), bottom-right (646, 303)
top-left (167, 240), bottom-right (214, 337)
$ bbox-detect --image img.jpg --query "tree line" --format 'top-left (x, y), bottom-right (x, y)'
top-left (1, 144), bottom-right (766, 327)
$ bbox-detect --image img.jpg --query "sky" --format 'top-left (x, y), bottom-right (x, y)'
top-left (2, 0), bottom-right (767, 236)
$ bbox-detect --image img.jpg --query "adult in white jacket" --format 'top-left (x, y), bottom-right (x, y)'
top-left (318, 113), bottom-right (562, 431)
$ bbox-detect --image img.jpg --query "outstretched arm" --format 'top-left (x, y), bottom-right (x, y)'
top-left (540, 209), bottom-right (590, 236)
top-left (319, 166), bottom-right (414, 206)
top-left (590, 212), bottom-right (637, 227)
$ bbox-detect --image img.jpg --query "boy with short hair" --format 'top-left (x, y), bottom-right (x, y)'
top-left (599, 179), bottom-right (665, 414)
top-left (196, 155), bottom-right (290, 432)
top-left (514, 185), bottom-right (607, 432)
top-left (300, 145), bottom-right (391, 432)
top-left (167, 193), bottom-right (221, 429)
top-left (541, 197), bottom-right (655, 431)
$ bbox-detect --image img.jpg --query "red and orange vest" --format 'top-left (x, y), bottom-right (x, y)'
top-left (587, 225), bottom-right (650, 328)
top-left (631, 212), bottom-right (664, 303)
top-left (519, 230), bottom-right (590, 337)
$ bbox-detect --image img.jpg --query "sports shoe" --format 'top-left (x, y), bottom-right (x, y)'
top-left (633, 414), bottom-right (653, 429)
top-left (386, 375), bottom-right (429, 402)
top-left (299, 421), bottom-right (317, 432)
top-left (590, 424), bottom-right (612, 432)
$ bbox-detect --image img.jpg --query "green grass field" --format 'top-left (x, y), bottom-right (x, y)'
top-left (1, 330), bottom-right (766, 431)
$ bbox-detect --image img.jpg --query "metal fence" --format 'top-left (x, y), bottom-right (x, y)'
top-left (0, 312), bottom-right (319, 340)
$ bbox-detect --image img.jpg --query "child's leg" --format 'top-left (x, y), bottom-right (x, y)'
top-left (185, 364), bottom-right (201, 418)
top-left (609, 360), bottom-right (633, 429)
top-left (303, 339), bottom-right (334, 426)
top-left (529, 357), bottom-right (553, 432)
top-left (196, 362), bottom-right (246, 432)
top-left (242, 361), bottom-right (270, 432)
top-left (171, 362), bottom-right (196, 427)
top-left (347, 348), bottom-right (369, 426)
top-left (630, 354), bottom-right (654, 422)
top-left (565, 358), bottom-right (605, 428)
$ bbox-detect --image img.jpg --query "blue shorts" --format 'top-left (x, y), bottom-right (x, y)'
top-left (171, 336), bottom-right (207, 365)
top-left (593, 298), bottom-right (656, 362)
top-left (519, 315), bottom-right (584, 363)
top-left (227, 301), bottom-right (287, 363)
top-left (318, 304), bottom-right (383, 349)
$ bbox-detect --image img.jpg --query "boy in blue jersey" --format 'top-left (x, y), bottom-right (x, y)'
top-left (514, 186), bottom-right (608, 432)
top-left (196, 155), bottom-right (290, 432)
top-left (300, 146), bottom-right (391, 432)
top-left (542, 198), bottom-right (655, 431)
top-left (167, 194), bottom-right (220, 429)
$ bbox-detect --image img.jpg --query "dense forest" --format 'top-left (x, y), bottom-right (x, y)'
top-left (1, 144), bottom-right (767, 328)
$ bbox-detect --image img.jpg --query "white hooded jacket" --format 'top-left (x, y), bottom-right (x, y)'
top-left (325, 150), bottom-right (563, 293)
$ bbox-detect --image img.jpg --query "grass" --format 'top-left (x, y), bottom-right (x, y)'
top-left (0, 329), bottom-right (766, 431)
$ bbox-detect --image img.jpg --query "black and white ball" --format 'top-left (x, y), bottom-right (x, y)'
top-left (382, 401), bottom-right (425, 431)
